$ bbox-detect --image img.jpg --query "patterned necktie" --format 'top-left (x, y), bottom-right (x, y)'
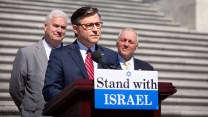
top-left (124, 61), bottom-right (130, 70)
top-left (85, 49), bottom-right (94, 80)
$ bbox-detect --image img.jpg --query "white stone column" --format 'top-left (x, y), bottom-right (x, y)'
top-left (196, 0), bottom-right (208, 32)
top-left (145, 0), bottom-right (208, 32)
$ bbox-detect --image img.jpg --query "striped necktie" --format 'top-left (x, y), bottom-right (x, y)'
top-left (124, 61), bottom-right (130, 70)
top-left (85, 49), bottom-right (94, 80)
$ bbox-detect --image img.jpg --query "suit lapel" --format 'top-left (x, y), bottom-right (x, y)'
top-left (134, 58), bottom-right (141, 70)
top-left (96, 46), bottom-right (105, 68)
top-left (68, 41), bottom-right (88, 79)
top-left (35, 40), bottom-right (48, 71)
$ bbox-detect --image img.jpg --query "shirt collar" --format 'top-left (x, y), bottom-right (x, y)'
top-left (118, 54), bottom-right (134, 63)
top-left (43, 38), bottom-right (62, 49)
top-left (118, 54), bottom-right (134, 69)
top-left (77, 39), bottom-right (95, 53)
top-left (42, 38), bottom-right (62, 60)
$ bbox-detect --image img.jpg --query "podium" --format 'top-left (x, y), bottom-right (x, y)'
top-left (43, 80), bottom-right (176, 117)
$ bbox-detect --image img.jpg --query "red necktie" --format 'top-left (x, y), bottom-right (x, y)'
top-left (85, 49), bottom-right (94, 80)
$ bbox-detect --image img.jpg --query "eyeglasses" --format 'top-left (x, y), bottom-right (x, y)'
top-left (77, 22), bottom-right (103, 30)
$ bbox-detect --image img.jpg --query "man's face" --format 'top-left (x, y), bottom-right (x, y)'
top-left (73, 14), bottom-right (102, 48)
top-left (44, 16), bottom-right (67, 47)
top-left (117, 30), bottom-right (138, 61)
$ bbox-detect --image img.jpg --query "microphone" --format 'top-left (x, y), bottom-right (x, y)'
top-left (91, 51), bottom-right (120, 69)
top-left (91, 51), bottom-right (109, 69)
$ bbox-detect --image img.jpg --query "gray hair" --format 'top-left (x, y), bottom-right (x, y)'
top-left (117, 28), bottom-right (139, 44)
top-left (45, 10), bottom-right (68, 24)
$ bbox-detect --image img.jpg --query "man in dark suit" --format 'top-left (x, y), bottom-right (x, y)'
top-left (116, 28), bottom-right (154, 70)
top-left (9, 10), bottom-right (68, 117)
top-left (43, 6), bottom-right (119, 102)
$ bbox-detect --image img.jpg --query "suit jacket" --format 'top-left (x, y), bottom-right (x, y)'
top-left (134, 58), bottom-right (154, 70)
top-left (9, 39), bottom-right (48, 117)
top-left (43, 40), bottom-right (119, 102)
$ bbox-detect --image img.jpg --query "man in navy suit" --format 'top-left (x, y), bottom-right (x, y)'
top-left (116, 28), bottom-right (154, 70)
top-left (43, 6), bottom-right (119, 102)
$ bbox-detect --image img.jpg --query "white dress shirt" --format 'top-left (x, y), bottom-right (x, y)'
top-left (77, 40), bottom-right (98, 69)
top-left (42, 38), bottom-right (62, 60)
top-left (118, 54), bottom-right (134, 70)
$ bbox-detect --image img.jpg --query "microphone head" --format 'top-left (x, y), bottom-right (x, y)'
top-left (91, 51), bottom-right (102, 63)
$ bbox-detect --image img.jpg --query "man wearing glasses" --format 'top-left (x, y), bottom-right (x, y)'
top-left (43, 6), bottom-right (119, 102)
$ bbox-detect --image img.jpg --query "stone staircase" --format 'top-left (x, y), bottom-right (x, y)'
top-left (0, 0), bottom-right (208, 116)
